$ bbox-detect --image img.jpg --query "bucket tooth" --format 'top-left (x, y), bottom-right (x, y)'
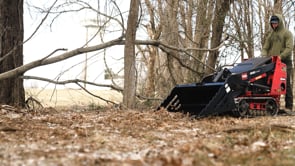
top-left (171, 100), bottom-right (180, 110)
top-left (165, 94), bottom-right (178, 110)
top-left (175, 103), bottom-right (181, 110)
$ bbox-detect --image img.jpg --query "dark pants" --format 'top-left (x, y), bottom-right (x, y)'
top-left (282, 59), bottom-right (293, 109)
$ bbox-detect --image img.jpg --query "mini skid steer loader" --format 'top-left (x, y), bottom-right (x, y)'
top-left (159, 56), bottom-right (287, 117)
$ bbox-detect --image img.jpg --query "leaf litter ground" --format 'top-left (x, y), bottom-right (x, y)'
top-left (1, 106), bottom-right (295, 166)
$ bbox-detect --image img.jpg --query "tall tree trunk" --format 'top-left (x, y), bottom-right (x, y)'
top-left (194, 0), bottom-right (213, 80)
top-left (146, 46), bottom-right (156, 95)
top-left (244, 0), bottom-right (254, 58)
top-left (144, 0), bottom-right (161, 97)
top-left (123, 0), bottom-right (139, 109)
top-left (162, 0), bottom-right (181, 85)
top-left (0, 0), bottom-right (25, 107)
top-left (205, 0), bottom-right (232, 75)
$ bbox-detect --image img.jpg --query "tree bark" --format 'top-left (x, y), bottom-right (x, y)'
top-left (193, 0), bottom-right (213, 81)
top-left (0, 0), bottom-right (25, 107)
top-left (144, 0), bottom-right (161, 97)
top-left (161, 0), bottom-right (182, 85)
top-left (205, 0), bottom-right (232, 75)
top-left (123, 0), bottom-right (139, 109)
top-left (273, 0), bottom-right (283, 13)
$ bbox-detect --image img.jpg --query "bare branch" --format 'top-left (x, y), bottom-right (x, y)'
top-left (24, 0), bottom-right (58, 43)
top-left (40, 48), bottom-right (68, 61)
top-left (0, 37), bottom-right (124, 80)
top-left (75, 83), bottom-right (119, 106)
top-left (22, 75), bottom-right (120, 106)
top-left (0, 37), bottom-right (224, 80)
top-left (135, 39), bottom-right (225, 52)
top-left (22, 75), bottom-right (122, 92)
top-left (22, 75), bottom-right (162, 102)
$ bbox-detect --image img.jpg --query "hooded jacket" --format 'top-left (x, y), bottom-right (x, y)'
top-left (261, 14), bottom-right (294, 61)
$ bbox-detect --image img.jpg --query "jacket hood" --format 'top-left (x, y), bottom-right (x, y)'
top-left (270, 13), bottom-right (285, 31)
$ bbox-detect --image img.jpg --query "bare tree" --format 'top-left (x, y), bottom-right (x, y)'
top-left (0, 0), bottom-right (25, 107)
top-left (205, 0), bottom-right (232, 75)
top-left (229, 0), bottom-right (255, 60)
top-left (160, 0), bottom-right (183, 85)
top-left (191, 0), bottom-right (214, 81)
top-left (144, 0), bottom-right (161, 97)
top-left (123, 0), bottom-right (140, 108)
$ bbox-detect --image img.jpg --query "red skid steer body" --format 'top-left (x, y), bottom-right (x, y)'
top-left (159, 56), bottom-right (287, 117)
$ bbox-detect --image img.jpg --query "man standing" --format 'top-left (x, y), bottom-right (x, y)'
top-left (262, 13), bottom-right (294, 112)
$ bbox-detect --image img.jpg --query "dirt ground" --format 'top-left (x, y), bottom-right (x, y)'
top-left (1, 104), bottom-right (295, 166)
top-left (1, 88), bottom-right (295, 165)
